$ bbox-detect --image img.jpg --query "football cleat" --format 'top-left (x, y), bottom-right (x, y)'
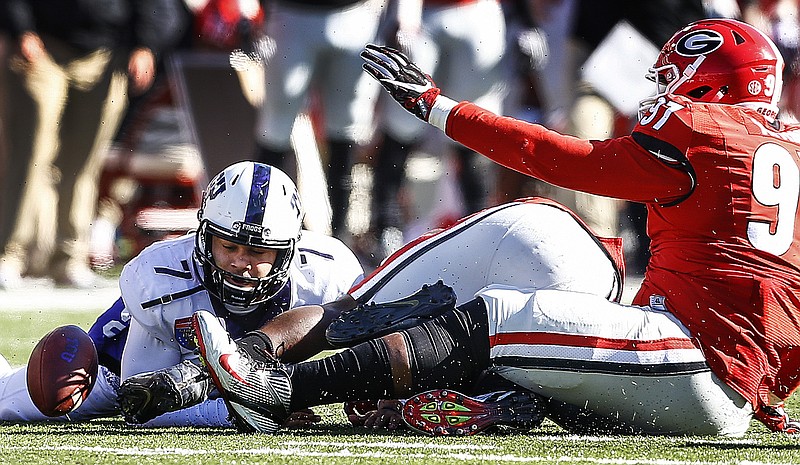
top-left (326, 280), bottom-right (457, 347)
top-left (225, 399), bottom-right (287, 433)
top-left (402, 389), bottom-right (546, 436)
top-left (192, 310), bottom-right (292, 433)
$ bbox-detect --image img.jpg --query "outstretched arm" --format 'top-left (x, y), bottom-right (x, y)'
top-left (361, 44), bottom-right (693, 204)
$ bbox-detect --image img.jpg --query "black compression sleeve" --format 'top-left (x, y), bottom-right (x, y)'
top-left (404, 298), bottom-right (490, 392)
top-left (288, 338), bottom-right (394, 411)
top-left (286, 298), bottom-right (490, 410)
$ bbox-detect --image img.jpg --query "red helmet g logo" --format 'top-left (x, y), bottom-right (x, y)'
top-left (676, 30), bottom-right (724, 57)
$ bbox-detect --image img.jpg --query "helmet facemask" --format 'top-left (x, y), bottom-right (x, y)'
top-left (195, 221), bottom-right (295, 312)
top-left (640, 59), bottom-right (701, 118)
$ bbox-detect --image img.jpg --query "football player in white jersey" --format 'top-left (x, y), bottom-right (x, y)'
top-left (253, 0), bottom-right (383, 237)
top-left (370, 0), bottom-right (507, 252)
top-left (0, 161), bottom-right (364, 426)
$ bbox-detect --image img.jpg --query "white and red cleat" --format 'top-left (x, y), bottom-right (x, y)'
top-left (192, 310), bottom-right (292, 433)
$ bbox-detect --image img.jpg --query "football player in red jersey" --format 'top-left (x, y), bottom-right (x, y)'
top-left (360, 18), bottom-right (800, 433)
top-left (187, 18), bottom-right (800, 436)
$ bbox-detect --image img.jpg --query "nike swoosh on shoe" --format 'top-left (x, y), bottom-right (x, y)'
top-left (219, 353), bottom-right (250, 385)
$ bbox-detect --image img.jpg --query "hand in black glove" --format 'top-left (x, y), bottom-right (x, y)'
top-left (361, 43), bottom-right (441, 122)
top-left (118, 360), bottom-right (213, 424)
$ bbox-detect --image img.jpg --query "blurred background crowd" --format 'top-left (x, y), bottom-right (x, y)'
top-left (0, 0), bottom-right (798, 289)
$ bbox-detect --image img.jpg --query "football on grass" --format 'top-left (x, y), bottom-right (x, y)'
top-left (27, 325), bottom-right (98, 417)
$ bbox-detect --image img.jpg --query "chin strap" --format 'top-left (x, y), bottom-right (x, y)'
top-left (223, 301), bottom-right (260, 315)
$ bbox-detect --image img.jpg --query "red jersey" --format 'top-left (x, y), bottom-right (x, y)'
top-left (444, 96), bottom-right (800, 409)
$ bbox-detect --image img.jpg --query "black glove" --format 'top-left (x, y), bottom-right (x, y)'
top-left (361, 43), bottom-right (441, 122)
top-left (118, 360), bottom-right (213, 424)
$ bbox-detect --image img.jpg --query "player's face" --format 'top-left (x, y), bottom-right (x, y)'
top-left (210, 236), bottom-right (278, 288)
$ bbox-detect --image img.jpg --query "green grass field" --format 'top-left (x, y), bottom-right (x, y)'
top-left (1, 308), bottom-right (798, 465)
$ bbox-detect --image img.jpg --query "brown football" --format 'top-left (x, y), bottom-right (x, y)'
top-left (26, 325), bottom-right (99, 417)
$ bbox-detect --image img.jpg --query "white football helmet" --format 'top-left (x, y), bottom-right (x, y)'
top-left (194, 161), bottom-right (303, 311)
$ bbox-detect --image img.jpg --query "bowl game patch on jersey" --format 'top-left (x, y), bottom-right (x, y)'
top-left (174, 317), bottom-right (197, 350)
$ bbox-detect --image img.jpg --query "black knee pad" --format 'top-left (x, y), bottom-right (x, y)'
top-left (289, 337), bottom-right (395, 409)
top-left (402, 298), bottom-right (490, 392)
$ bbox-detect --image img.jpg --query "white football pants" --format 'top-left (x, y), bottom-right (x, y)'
top-left (350, 198), bottom-right (621, 305)
top-left (479, 286), bottom-right (753, 436)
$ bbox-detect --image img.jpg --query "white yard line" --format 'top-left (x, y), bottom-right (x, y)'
top-left (0, 443), bottom-right (792, 465)
top-left (0, 282), bottom-right (119, 312)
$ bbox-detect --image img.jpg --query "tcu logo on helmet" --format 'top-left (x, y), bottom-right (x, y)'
top-left (676, 30), bottom-right (724, 56)
top-left (207, 172), bottom-right (227, 200)
top-left (290, 191), bottom-right (301, 219)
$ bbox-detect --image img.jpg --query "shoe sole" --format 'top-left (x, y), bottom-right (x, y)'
top-left (227, 399), bottom-right (282, 433)
top-left (326, 280), bottom-right (456, 347)
top-left (402, 389), bottom-right (544, 436)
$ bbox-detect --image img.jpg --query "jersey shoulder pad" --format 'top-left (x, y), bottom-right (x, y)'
top-left (290, 231), bottom-right (364, 305)
top-left (295, 230), bottom-right (363, 271)
top-left (632, 96), bottom-right (695, 168)
top-left (119, 235), bottom-right (206, 339)
top-left (120, 235), bottom-right (200, 301)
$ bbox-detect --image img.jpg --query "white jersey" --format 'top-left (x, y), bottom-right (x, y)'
top-left (120, 230), bottom-right (363, 378)
top-left (0, 229), bottom-right (362, 424)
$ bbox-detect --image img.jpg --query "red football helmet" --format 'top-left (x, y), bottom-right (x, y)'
top-left (641, 18), bottom-right (785, 120)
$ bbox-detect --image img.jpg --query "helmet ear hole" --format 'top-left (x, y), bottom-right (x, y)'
top-left (687, 86), bottom-right (712, 99)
